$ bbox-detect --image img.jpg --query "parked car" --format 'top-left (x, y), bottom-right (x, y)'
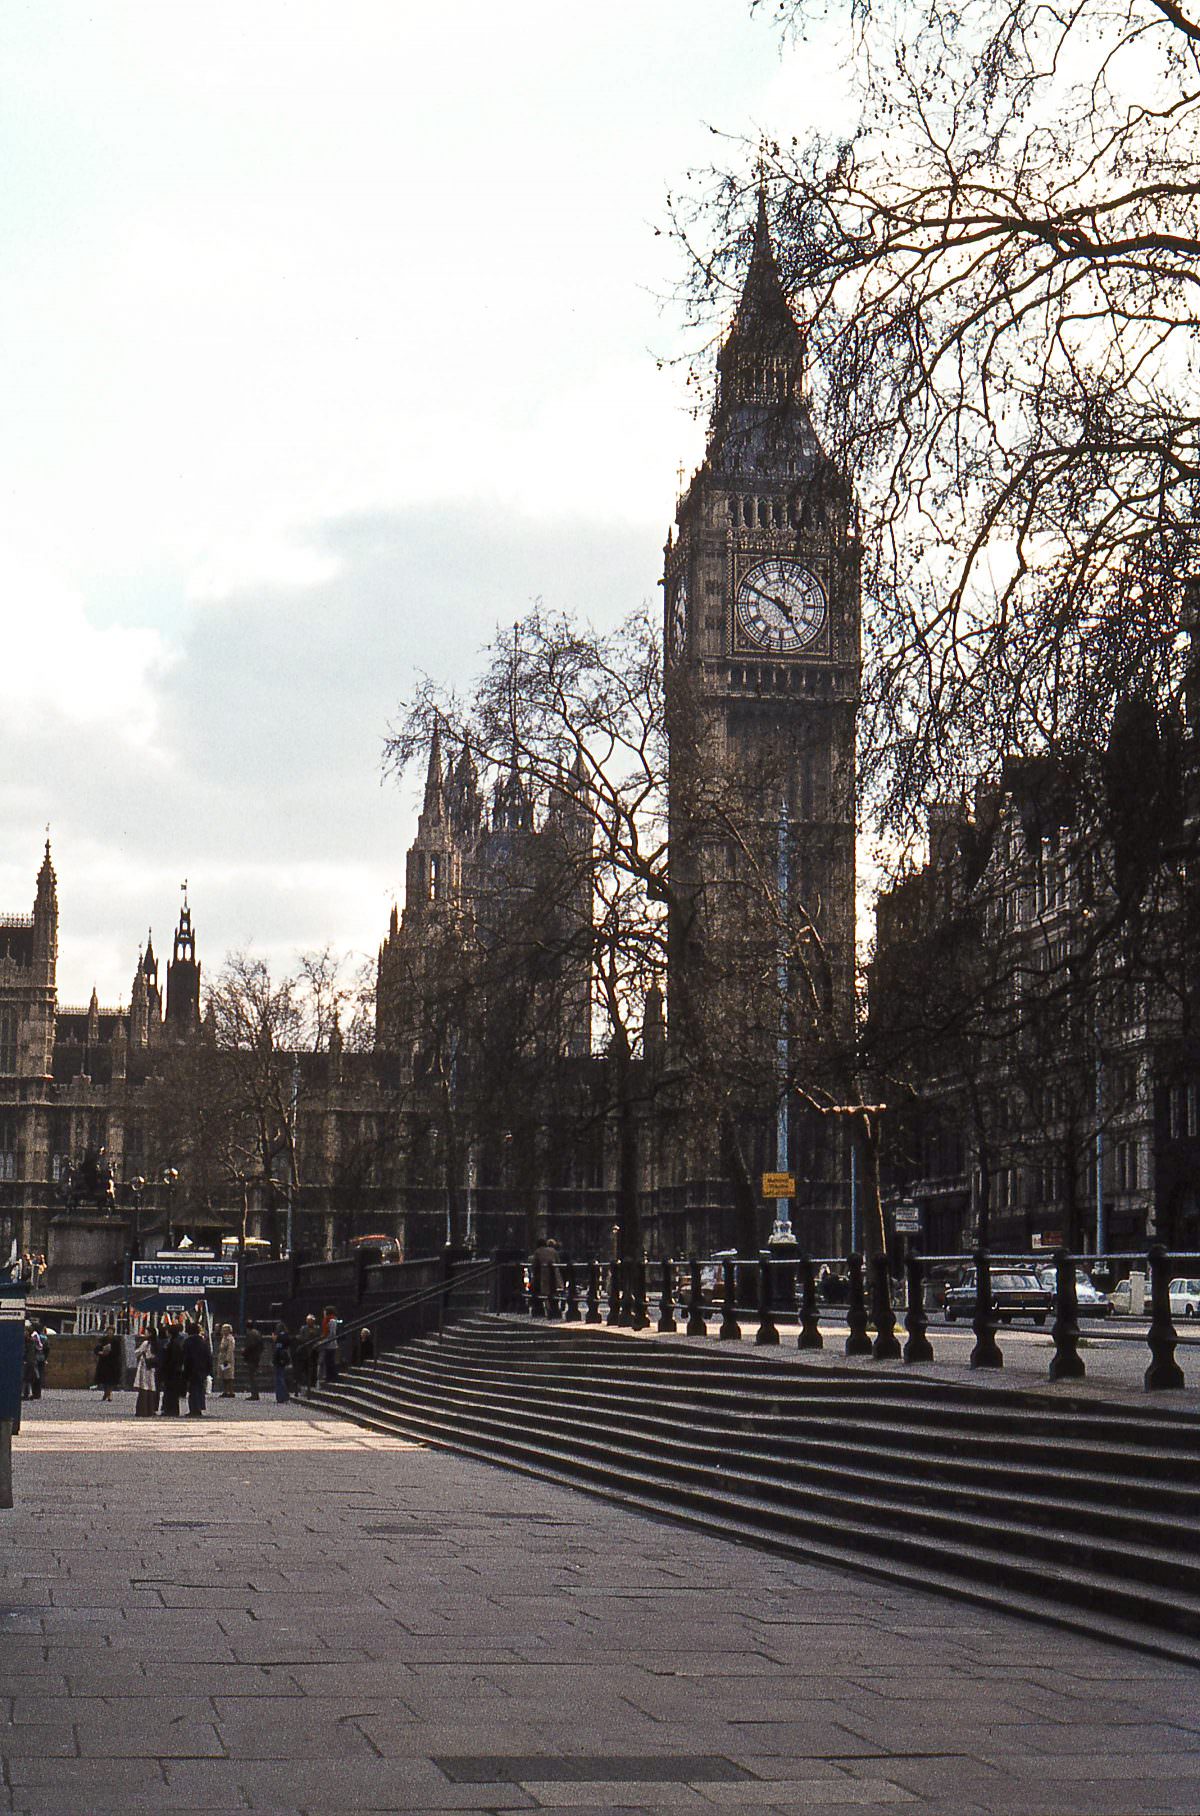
top-left (943, 1269), bottom-right (1053, 1324)
top-left (1169, 1277), bottom-right (1200, 1318)
top-left (1034, 1267), bottom-right (1113, 1317)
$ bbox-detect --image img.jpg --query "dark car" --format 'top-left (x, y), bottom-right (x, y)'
top-left (943, 1268), bottom-right (1052, 1325)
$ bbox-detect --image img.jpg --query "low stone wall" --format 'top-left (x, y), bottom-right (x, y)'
top-left (43, 1333), bottom-right (125, 1391)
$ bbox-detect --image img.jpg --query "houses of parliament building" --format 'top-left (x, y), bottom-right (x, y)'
top-left (2, 202), bottom-right (866, 1286)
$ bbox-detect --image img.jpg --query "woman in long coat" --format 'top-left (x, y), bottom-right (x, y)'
top-left (133, 1331), bottom-right (158, 1416)
top-left (93, 1328), bottom-right (122, 1401)
top-left (215, 1324), bottom-right (236, 1398)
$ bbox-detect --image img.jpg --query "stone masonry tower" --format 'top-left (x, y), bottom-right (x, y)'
top-left (664, 193), bottom-right (860, 1244)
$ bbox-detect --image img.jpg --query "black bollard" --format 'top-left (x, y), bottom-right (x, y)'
top-left (585, 1260), bottom-right (603, 1325)
top-left (719, 1258), bottom-right (742, 1340)
top-left (606, 1259), bottom-right (622, 1327)
top-left (686, 1258), bottom-right (708, 1336)
top-left (755, 1256), bottom-right (780, 1346)
top-left (798, 1255), bottom-right (823, 1350)
top-left (903, 1254), bottom-right (934, 1363)
top-left (617, 1257), bottom-right (635, 1327)
top-left (1048, 1246), bottom-right (1084, 1380)
top-left (1145, 1244), bottom-right (1186, 1391)
top-left (564, 1261), bottom-right (581, 1323)
top-left (657, 1258), bottom-right (678, 1333)
top-left (970, 1246), bottom-right (1004, 1369)
top-left (845, 1253), bottom-right (872, 1355)
top-left (632, 1258), bottom-right (650, 1330)
top-left (870, 1253), bottom-right (902, 1360)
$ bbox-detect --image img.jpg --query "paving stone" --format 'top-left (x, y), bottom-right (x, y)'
top-left (5, 1392), bottom-right (1200, 1816)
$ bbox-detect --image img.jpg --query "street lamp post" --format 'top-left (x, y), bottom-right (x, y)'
top-left (161, 1168), bottom-right (179, 1250)
top-left (773, 797), bottom-right (794, 1243)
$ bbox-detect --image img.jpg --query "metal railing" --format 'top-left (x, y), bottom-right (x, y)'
top-left (514, 1247), bottom-right (1200, 1391)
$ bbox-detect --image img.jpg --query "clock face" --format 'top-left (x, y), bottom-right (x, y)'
top-left (735, 559), bottom-right (826, 654)
top-left (668, 574), bottom-right (688, 661)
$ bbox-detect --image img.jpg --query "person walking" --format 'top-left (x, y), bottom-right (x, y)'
top-left (22, 1321), bottom-right (43, 1400)
top-left (215, 1324), bottom-right (236, 1399)
top-left (320, 1306), bottom-right (340, 1384)
top-left (293, 1314), bottom-right (321, 1398)
top-left (272, 1324), bottom-right (292, 1403)
top-left (242, 1323), bottom-right (264, 1400)
top-left (530, 1235), bottom-right (561, 1319)
top-left (132, 1331), bottom-right (158, 1416)
top-left (93, 1327), bottom-right (122, 1402)
top-left (182, 1319), bottom-right (212, 1417)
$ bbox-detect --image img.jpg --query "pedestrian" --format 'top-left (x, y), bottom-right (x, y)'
top-left (22, 1321), bottom-right (43, 1400)
top-left (182, 1319), bottom-right (212, 1417)
top-left (215, 1323), bottom-right (236, 1399)
top-left (242, 1323), bottom-right (264, 1400)
top-left (93, 1327), bottom-right (122, 1401)
top-left (159, 1320), bottom-right (186, 1416)
top-left (33, 1320), bottom-right (50, 1395)
top-left (530, 1234), bottom-right (560, 1319)
top-left (272, 1324), bottom-right (292, 1403)
top-left (132, 1330), bottom-right (158, 1416)
top-left (293, 1314), bottom-right (321, 1397)
top-left (320, 1306), bottom-right (340, 1383)
top-left (358, 1325), bottom-right (375, 1364)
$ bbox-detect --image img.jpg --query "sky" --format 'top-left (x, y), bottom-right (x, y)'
top-left (0, 0), bottom-right (852, 1007)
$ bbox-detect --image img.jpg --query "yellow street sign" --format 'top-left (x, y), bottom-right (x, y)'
top-left (762, 1172), bottom-right (796, 1198)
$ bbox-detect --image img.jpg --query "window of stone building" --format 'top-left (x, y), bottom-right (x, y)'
top-left (1188, 1083), bottom-right (1199, 1140)
top-left (0, 1111), bottom-right (16, 1181)
top-left (0, 1008), bottom-right (15, 1074)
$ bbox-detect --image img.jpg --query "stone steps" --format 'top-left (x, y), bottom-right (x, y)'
top-left (310, 1315), bottom-right (1200, 1667)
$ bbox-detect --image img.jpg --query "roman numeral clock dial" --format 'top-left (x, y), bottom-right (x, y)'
top-left (735, 558), bottom-right (826, 654)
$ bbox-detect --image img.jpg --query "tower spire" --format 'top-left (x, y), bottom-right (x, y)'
top-left (716, 185), bottom-right (804, 411)
top-left (422, 719), bottom-right (445, 818)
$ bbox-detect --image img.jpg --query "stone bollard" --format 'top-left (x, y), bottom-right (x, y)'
top-left (719, 1258), bottom-right (742, 1341)
top-left (870, 1253), bottom-right (902, 1360)
top-left (970, 1247), bottom-right (1004, 1369)
top-left (564, 1261), bottom-right (581, 1323)
top-left (1145, 1244), bottom-right (1185, 1391)
top-left (585, 1260), bottom-right (603, 1324)
top-left (657, 1258), bottom-right (678, 1334)
top-left (798, 1255), bottom-right (823, 1350)
top-left (903, 1254), bottom-right (934, 1363)
top-left (686, 1259), bottom-right (708, 1336)
top-left (755, 1256), bottom-right (780, 1346)
top-left (1048, 1246), bottom-right (1084, 1381)
top-left (845, 1253), bottom-right (872, 1356)
top-left (606, 1259), bottom-right (622, 1327)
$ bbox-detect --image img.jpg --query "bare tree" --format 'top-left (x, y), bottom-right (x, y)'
top-left (675, 0), bottom-right (1200, 844)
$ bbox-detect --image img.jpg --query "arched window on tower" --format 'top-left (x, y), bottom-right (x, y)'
top-left (0, 1008), bottom-right (16, 1074)
top-left (428, 854), bottom-right (442, 902)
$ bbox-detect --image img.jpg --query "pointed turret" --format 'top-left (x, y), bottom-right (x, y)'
top-left (86, 986), bottom-right (100, 1045)
top-left (32, 838), bottom-right (58, 985)
top-left (422, 722), bottom-right (445, 820)
top-left (130, 953), bottom-right (149, 1049)
top-left (492, 761), bottom-right (533, 833)
top-left (642, 980), bottom-right (666, 1064)
top-left (166, 886), bottom-right (201, 1034)
top-left (716, 186), bottom-right (804, 412)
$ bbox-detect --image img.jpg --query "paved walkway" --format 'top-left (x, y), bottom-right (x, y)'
top-left (2, 1393), bottom-right (1198, 1814)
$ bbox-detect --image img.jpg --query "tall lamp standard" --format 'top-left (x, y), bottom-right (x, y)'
top-left (161, 1168), bottom-right (179, 1251)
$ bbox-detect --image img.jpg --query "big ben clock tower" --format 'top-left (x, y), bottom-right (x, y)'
top-left (664, 192), bottom-right (859, 1248)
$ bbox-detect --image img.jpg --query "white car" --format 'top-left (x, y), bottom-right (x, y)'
top-left (1035, 1268), bottom-right (1112, 1317)
top-left (1169, 1277), bottom-right (1200, 1318)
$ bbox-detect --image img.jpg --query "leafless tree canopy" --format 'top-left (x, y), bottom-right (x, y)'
top-left (676, 0), bottom-right (1200, 844)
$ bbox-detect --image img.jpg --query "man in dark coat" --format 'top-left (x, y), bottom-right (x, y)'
top-left (241, 1323), bottom-right (264, 1400)
top-left (182, 1320), bottom-right (213, 1418)
top-left (159, 1321), bottom-right (186, 1416)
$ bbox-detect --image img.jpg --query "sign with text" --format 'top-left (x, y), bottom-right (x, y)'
top-left (130, 1260), bottom-right (238, 1291)
top-left (761, 1172), bottom-right (796, 1199)
top-left (892, 1201), bottom-right (922, 1233)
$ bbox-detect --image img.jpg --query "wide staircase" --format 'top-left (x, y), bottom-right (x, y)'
top-left (311, 1315), bottom-right (1200, 1666)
